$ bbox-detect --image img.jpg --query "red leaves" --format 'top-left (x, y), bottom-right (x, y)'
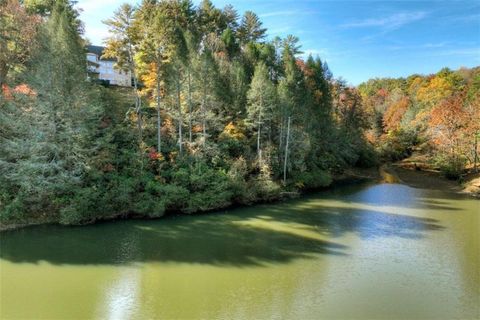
top-left (148, 148), bottom-right (163, 161)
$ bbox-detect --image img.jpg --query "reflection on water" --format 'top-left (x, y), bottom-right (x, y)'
top-left (1, 182), bottom-right (479, 319)
top-left (104, 268), bottom-right (140, 320)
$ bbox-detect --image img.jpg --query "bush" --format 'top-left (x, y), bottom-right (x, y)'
top-left (250, 162), bottom-right (281, 201)
top-left (169, 161), bottom-right (234, 213)
top-left (378, 128), bottom-right (417, 161)
top-left (435, 155), bottom-right (466, 180)
top-left (227, 157), bottom-right (256, 204)
top-left (295, 168), bottom-right (332, 189)
top-left (355, 143), bottom-right (379, 168)
top-left (59, 187), bottom-right (103, 225)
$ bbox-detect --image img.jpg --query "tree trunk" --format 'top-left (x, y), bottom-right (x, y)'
top-left (202, 79), bottom-right (207, 146)
top-left (156, 63), bottom-right (161, 153)
top-left (257, 94), bottom-right (263, 162)
top-left (257, 112), bottom-right (261, 161)
top-left (0, 60), bottom-right (7, 87)
top-left (279, 117), bottom-right (284, 151)
top-left (176, 71), bottom-right (182, 155)
top-left (129, 51), bottom-right (142, 145)
top-left (283, 116), bottom-right (291, 185)
top-left (188, 70), bottom-right (192, 143)
top-left (474, 134), bottom-right (478, 173)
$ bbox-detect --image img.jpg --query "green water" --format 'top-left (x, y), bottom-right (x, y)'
top-left (1, 182), bottom-right (479, 319)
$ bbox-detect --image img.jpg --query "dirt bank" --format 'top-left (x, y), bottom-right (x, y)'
top-left (392, 161), bottom-right (480, 198)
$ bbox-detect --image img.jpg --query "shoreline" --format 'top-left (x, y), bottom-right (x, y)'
top-left (1, 165), bottom-right (477, 232)
top-left (392, 160), bottom-right (480, 198)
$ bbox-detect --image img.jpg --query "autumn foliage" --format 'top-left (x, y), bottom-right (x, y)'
top-left (359, 66), bottom-right (480, 176)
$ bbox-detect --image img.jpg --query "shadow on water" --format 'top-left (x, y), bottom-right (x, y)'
top-left (0, 183), bottom-right (445, 267)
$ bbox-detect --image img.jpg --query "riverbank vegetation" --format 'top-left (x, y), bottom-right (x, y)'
top-left (358, 67), bottom-right (480, 179)
top-left (1, 0), bottom-right (478, 227)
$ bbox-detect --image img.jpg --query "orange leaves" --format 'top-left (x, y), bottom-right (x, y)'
top-left (192, 124), bottom-right (203, 133)
top-left (383, 97), bottom-right (409, 132)
top-left (429, 94), bottom-right (466, 128)
top-left (377, 88), bottom-right (388, 98)
top-left (429, 93), bottom-right (468, 150)
top-left (1, 83), bottom-right (36, 100)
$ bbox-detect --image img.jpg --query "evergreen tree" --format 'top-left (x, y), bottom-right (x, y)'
top-left (1, 0), bottom-right (101, 222)
top-left (247, 62), bottom-right (277, 162)
top-left (238, 11), bottom-right (266, 45)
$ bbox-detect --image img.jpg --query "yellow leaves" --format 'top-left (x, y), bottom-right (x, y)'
top-left (294, 181), bottom-right (305, 189)
top-left (407, 76), bottom-right (423, 95)
top-left (416, 76), bottom-right (453, 107)
top-left (219, 121), bottom-right (246, 141)
top-left (161, 117), bottom-right (176, 137)
top-left (140, 62), bottom-right (159, 96)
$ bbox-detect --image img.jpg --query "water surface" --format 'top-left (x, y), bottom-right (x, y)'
top-left (1, 182), bottom-right (479, 319)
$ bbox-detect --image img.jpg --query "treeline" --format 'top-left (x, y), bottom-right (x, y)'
top-left (0, 0), bottom-right (373, 225)
top-left (358, 67), bottom-right (480, 178)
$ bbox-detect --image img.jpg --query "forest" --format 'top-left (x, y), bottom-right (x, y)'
top-left (1, 0), bottom-right (479, 227)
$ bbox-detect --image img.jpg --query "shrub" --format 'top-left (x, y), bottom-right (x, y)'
top-left (435, 155), bottom-right (466, 180)
top-left (295, 168), bottom-right (332, 189)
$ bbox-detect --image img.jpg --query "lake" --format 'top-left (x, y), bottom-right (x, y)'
top-left (1, 181), bottom-right (479, 319)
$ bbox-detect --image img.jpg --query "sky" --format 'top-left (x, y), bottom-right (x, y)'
top-left (77, 0), bottom-right (480, 85)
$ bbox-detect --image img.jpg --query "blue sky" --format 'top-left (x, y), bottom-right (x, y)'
top-left (77, 0), bottom-right (480, 85)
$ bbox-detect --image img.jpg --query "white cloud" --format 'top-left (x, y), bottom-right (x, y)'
top-left (259, 10), bottom-right (308, 18)
top-left (342, 11), bottom-right (428, 30)
top-left (387, 42), bottom-right (449, 51)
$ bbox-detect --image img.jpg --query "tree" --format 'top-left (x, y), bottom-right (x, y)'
top-left (282, 35), bottom-right (303, 56)
top-left (0, 0), bottom-right (40, 85)
top-left (238, 11), bottom-right (266, 45)
top-left (1, 0), bottom-right (101, 221)
top-left (383, 96), bottom-right (409, 133)
top-left (136, 1), bottom-right (174, 153)
top-left (103, 4), bottom-right (143, 144)
top-left (222, 4), bottom-right (239, 31)
top-left (246, 62), bottom-right (276, 162)
top-left (277, 48), bottom-right (307, 178)
top-left (465, 95), bottom-right (480, 172)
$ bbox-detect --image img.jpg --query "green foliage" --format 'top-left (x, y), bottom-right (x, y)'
top-left (295, 168), bottom-right (332, 189)
top-left (174, 162), bottom-right (233, 213)
top-left (1, 0), bottom-right (382, 227)
top-left (378, 129), bottom-right (418, 161)
top-left (434, 155), bottom-right (467, 180)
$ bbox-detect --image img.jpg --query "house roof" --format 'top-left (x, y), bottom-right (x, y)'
top-left (86, 45), bottom-right (116, 62)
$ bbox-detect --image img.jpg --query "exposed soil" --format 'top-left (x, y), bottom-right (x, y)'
top-left (394, 154), bottom-right (480, 198)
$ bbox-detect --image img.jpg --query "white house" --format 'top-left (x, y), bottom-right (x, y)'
top-left (86, 45), bottom-right (132, 87)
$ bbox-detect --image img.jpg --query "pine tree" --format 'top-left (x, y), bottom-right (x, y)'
top-left (247, 62), bottom-right (276, 162)
top-left (0, 0), bottom-right (101, 221)
top-left (238, 11), bottom-right (266, 45)
top-left (103, 4), bottom-right (143, 145)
